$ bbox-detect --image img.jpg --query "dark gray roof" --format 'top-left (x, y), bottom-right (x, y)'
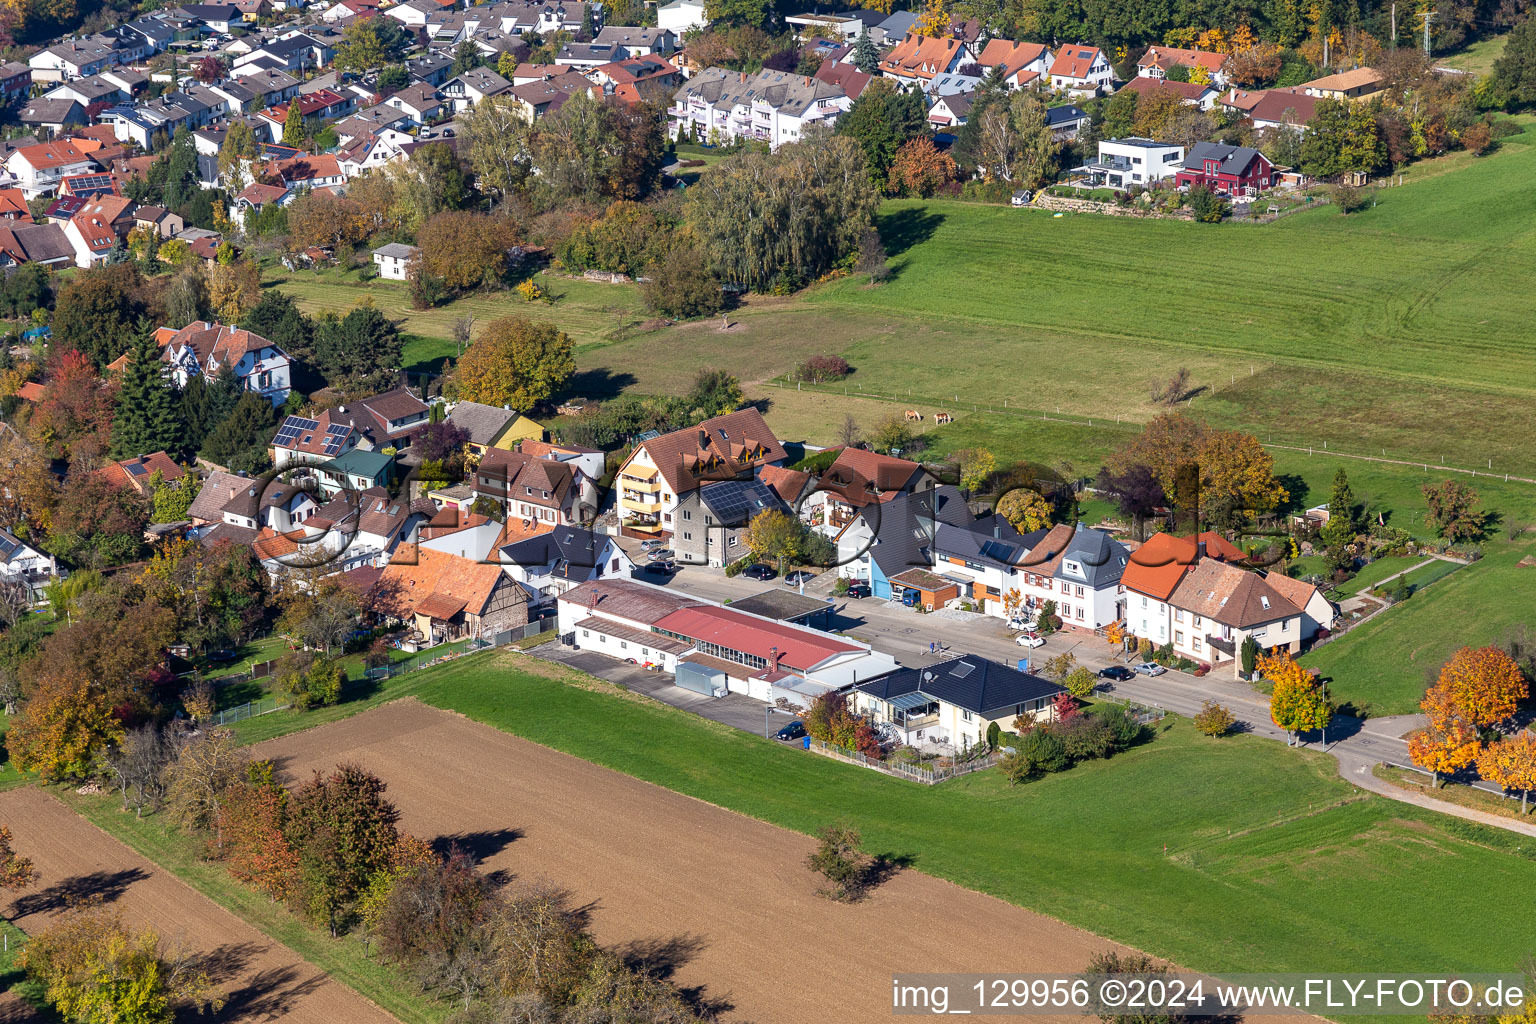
top-left (1183, 141), bottom-right (1264, 176)
top-left (932, 516), bottom-right (1040, 570)
top-left (1044, 103), bottom-right (1087, 126)
top-left (18, 99), bottom-right (83, 124)
top-left (726, 589), bottom-right (830, 621)
top-left (500, 525), bottom-right (605, 580)
top-left (1054, 523), bottom-right (1129, 588)
top-left (445, 400), bottom-right (515, 444)
top-left (859, 484), bottom-right (971, 581)
top-left (8, 223), bottom-right (73, 263)
top-left (877, 10), bottom-right (916, 33)
top-left (857, 655), bottom-right (1065, 716)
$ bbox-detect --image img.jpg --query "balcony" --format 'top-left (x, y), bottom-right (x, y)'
top-left (619, 473), bottom-right (661, 492)
top-left (621, 493), bottom-right (662, 513)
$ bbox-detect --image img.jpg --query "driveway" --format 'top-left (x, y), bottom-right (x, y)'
top-left (528, 641), bottom-right (781, 736)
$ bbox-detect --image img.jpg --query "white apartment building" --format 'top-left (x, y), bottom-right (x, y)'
top-left (669, 67), bottom-right (852, 149)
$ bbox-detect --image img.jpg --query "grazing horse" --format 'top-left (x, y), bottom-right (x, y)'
top-left (933, 412), bottom-right (954, 425)
top-left (904, 410), bottom-right (923, 422)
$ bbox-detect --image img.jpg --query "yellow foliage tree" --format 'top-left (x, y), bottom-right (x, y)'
top-left (7, 672), bottom-right (124, 782)
top-left (914, 0), bottom-right (947, 36)
top-left (1476, 731), bottom-right (1536, 814)
top-left (453, 316), bottom-right (575, 412)
top-left (997, 488), bottom-right (1052, 532)
top-left (1263, 651), bottom-right (1331, 744)
top-left (1409, 683), bottom-right (1482, 786)
top-left (1433, 645), bottom-right (1527, 729)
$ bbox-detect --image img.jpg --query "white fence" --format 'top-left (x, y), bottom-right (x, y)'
top-left (809, 738), bottom-right (998, 785)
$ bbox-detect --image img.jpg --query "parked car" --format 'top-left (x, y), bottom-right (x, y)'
top-left (1016, 633), bottom-right (1045, 648)
top-left (845, 581), bottom-right (871, 599)
top-left (741, 563), bottom-right (776, 581)
top-left (442, 127), bottom-right (455, 137)
top-left (651, 549), bottom-right (674, 562)
top-left (775, 720), bottom-right (806, 741)
top-left (899, 589), bottom-right (920, 607)
top-left (644, 561), bottom-right (676, 576)
top-left (1098, 665), bottom-right (1135, 681)
top-left (1134, 662), bottom-right (1167, 676)
top-left (783, 570), bottom-right (816, 587)
top-left (1007, 618), bottom-right (1038, 632)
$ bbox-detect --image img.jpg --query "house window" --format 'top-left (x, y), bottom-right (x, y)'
top-left (1193, 615), bottom-right (1202, 627)
top-left (962, 709), bottom-right (972, 722)
top-left (682, 531), bottom-right (692, 540)
top-left (1175, 631), bottom-right (1184, 644)
top-left (1193, 638), bottom-right (1202, 653)
top-left (729, 536), bottom-right (738, 546)
top-left (1141, 596), bottom-right (1147, 608)
top-left (1076, 585), bottom-right (1084, 597)
top-left (620, 641), bottom-right (627, 649)
top-left (1174, 609), bottom-right (1183, 623)
top-left (681, 510), bottom-right (691, 520)
top-left (581, 629), bottom-right (589, 636)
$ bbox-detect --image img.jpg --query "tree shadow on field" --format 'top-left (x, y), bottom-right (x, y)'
top-left (563, 368), bottom-right (637, 403)
top-left (12, 868), bottom-right (149, 917)
top-left (878, 207), bottom-right (945, 259)
top-left (863, 851), bottom-right (915, 893)
top-left (1274, 474), bottom-right (1309, 516)
top-left (616, 933), bottom-right (735, 1018)
top-left (214, 964), bottom-right (330, 1022)
top-left (431, 828), bottom-right (524, 863)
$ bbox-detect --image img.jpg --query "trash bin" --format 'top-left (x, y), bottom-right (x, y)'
top-left (802, 737), bottom-right (811, 750)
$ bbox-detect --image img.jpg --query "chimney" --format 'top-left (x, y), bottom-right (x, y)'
top-left (1195, 540), bottom-right (1207, 561)
top-left (770, 646), bottom-right (781, 672)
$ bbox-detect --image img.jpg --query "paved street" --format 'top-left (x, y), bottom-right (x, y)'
top-left (620, 563), bottom-right (1536, 837)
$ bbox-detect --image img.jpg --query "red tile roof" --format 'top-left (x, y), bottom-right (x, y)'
top-left (651, 604), bottom-right (861, 673)
top-left (1137, 45), bottom-right (1226, 75)
top-left (1120, 531), bottom-right (1245, 601)
top-left (880, 34), bottom-right (964, 79)
top-left (629, 408), bottom-right (786, 495)
top-left (1049, 44), bottom-right (1103, 80)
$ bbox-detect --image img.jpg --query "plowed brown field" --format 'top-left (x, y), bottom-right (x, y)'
top-left (257, 699), bottom-right (1130, 1023)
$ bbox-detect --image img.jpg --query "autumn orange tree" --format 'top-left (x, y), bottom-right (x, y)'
top-left (997, 487), bottom-right (1052, 532)
top-left (453, 316), bottom-right (575, 412)
top-left (417, 210), bottom-right (520, 292)
top-left (1434, 646), bottom-right (1527, 730)
top-left (1264, 651), bottom-right (1331, 745)
top-left (1409, 684), bottom-right (1482, 787)
top-left (1476, 731), bottom-right (1536, 814)
top-left (887, 138), bottom-right (957, 198)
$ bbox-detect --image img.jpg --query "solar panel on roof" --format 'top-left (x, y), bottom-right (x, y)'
top-left (126, 463), bottom-right (146, 476)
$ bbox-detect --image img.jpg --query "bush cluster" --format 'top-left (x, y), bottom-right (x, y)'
top-left (1000, 705), bottom-right (1144, 784)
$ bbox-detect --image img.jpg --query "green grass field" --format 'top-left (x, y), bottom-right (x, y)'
top-left (1441, 32), bottom-right (1509, 75)
top-left (246, 654), bottom-right (1536, 982)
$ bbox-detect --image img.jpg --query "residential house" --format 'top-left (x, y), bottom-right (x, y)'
top-left (1122, 531), bottom-right (1304, 675)
top-left (439, 67), bottom-right (512, 111)
top-left (927, 89), bottom-right (973, 131)
top-left (44, 74), bottom-right (131, 108)
top-left (373, 548), bottom-right (530, 643)
top-left (853, 656), bottom-right (1066, 751)
top-left (1136, 45), bottom-right (1227, 86)
top-left (18, 99), bottom-right (86, 134)
top-left (303, 448), bottom-right (393, 498)
top-left (6, 141), bottom-right (98, 199)
top-left (1047, 44), bottom-right (1112, 96)
top-left (383, 82), bottom-right (444, 124)
top-left (1175, 140), bottom-right (1276, 195)
top-left (922, 70), bottom-right (982, 98)
top-left (0, 222), bottom-right (75, 267)
top-left (62, 195), bottom-right (136, 267)
top-left (445, 400), bottom-right (543, 454)
top-left (256, 89), bottom-right (353, 141)
top-left (472, 448), bottom-right (589, 527)
top-left (0, 527), bottom-right (55, 598)
top-left (669, 67), bottom-right (852, 149)
top-left (812, 59), bottom-right (872, 101)
top-left (1300, 67), bottom-right (1383, 101)
top-left (1261, 571), bottom-right (1337, 642)
top-left (588, 56), bottom-right (681, 105)
top-left (228, 182), bottom-right (291, 228)
top-left (226, 67), bottom-right (301, 104)
top-left (0, 62), bottom-right (32, 102)
top-left (270, 409), bottom-right (363, 469)
top-left (1120, 76), bottom-right (1217, 110)
top-left (879, 34), bottom-right (973, 86)
top-left (29, 37), bottom-right (120, 83)
top-left (500, 525), bottom-right (634, 606)
top-left (674, 477), bottom-right (787, 567)
top-left (507, 72), bottom-right (596, 120)
top-left (1044, 103), bottom-right (1090, 140)
top-left (614, 408), bottom-right (787, 532)
top-left (101, 451), bottom-right (187, 496)
top-left (656, 0), bottom-right (707, 34)
top-left (0, 189), bottom-right (31, 220)
top-left (593, 25), bottom-right (677, 56)
top-left (332, 388), bottom-right (432, 448)
top-left (178, 3), bottom-right (242, 31)
top-left (1248, 88), bottom-right (1320, 131)
top-left (784, 10), bottom-right (868, 42)
top-left (834, 485), bottom-right (973, 598)
top-left (805, 447), bottom-right (933, 537)
top-left (387, 0), bottom-right (441, 26)
top-left (268, 153), bottom-right (346, 190)
top-left (973, 39), bottom-right (1051, 89)
top-left (372, 242), bottom-right (419, 280)
top-left (156, 320), bottom-right (292, 405)
top-left (1077, 137), bottom-right (1185, 189)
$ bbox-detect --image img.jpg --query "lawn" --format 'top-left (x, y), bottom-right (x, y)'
top-left (1441, 32), bottom-right (1509, 75)
top-left (242, 654), bottom-right (1536, 982)
top-left (1333, 555), bottom-right (1427, 597)
top-left (1305, 534), bottom-right (1536, 714)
